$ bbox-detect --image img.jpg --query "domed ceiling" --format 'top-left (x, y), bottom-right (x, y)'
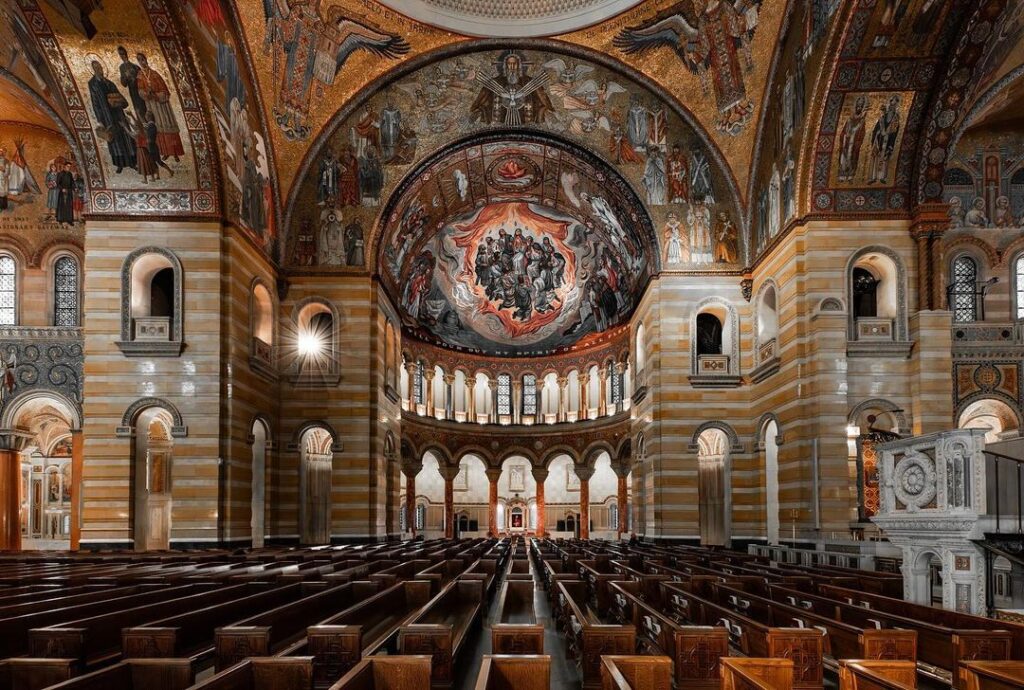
top-left (378, 135), bottom-right (655, 357)
top-left (373, 0), bottom-right (643, 37)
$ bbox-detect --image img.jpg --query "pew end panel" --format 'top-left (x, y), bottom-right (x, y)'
top-left (397, 624), bottom-right (454, 689)
top-left (490, 625), bottom-right (545, 655)
top-left (579, 625), bottom-right (637, 689)
top-left (765, 627), bottom-right (826, 690)
top-left (123, 626), bottom-right (181, 658)
top-left (953, 632), bottom-right (1015, 690)
top-left (721, 657), bottom-right (795, 690)
top-left (306, 625), bottom-right (362, 689)
top-left (213, 626), bottom-right (272, 672)
top-left (0, 658), bottom-right (78, 690)
top-left (474, 655), bottom-right (550, 690)
top-left (40, 659), bottom-right (195, 690)
top-left (859, 629), bottom-right (918, 663)
top-left (326, 656), bottom-right (432, 690)
top-left (599, 655), bottom-right (672, 690)
top-left (674, 626), bottom-right (730, 689)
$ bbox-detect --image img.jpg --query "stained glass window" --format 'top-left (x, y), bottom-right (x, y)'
top-left (522, 374), bottom-right (537, 416)
top-left (413, 362), bottom-right (424, 405)
top-left (951, 255), bottom-right (978, 323)
top-left (54, 256), bottom-right (79, 326)
top-left (497, 374), bottom-right (511, 416)
top-left (611, 367), bottom-right (622, 405)
top-left (0, 255), bottom-right (15, 325)
top-left (1016, 256), bottom-right (1024, 320)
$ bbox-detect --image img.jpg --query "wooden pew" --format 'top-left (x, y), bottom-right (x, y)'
top-left (327, 656), bottom-right (431, 690)
top-left (213, 582), bottom-right (380, 671)
top-left (599, 655), bottom-right (672, 690)
top-left (721, 658), bottom-right (794, 690)
top-left (398, 577), bottom-right (485, 688)
top-left (711, 581), bottom-right (917, 664)
top-left (0, 582), bottom-right (214, 658)
top-left (838, 660), bottom-right (917, 690)
top-left (121, 582), bottom-right (314, 663)
top-left (463, 559), bottom-right (499, 597)
top-left (961, 661), bottom-right (1024, 690)
top-left (608, 580), bottom-right (727, 689)
top-left (27, 659), bottom-right (194, 690)
top-left (283, 580), bottom-right (434, 689)
top-left (490, 580), bottom-right (543, 655)
top-left (190, 657), bottom-right (314, 690)
top-left (771, 584), bottom-right (1013, 685)
top-left (660, 581), bottom-right (825, 690)
top-left (576, 559), bottom-right (619, 613)
top-left (474, 655), bottom-right (550, 690)
top-left (554, 581), bottom-right (635, 689)
top-left (28, 583), bottom-right (262, 669)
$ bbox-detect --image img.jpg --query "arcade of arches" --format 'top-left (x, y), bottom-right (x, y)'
top-left (1, 0), bottom-right (1024, 630)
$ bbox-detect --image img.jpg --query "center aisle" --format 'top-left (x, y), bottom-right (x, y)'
top-left (453, 539), bottom-right (581, 690)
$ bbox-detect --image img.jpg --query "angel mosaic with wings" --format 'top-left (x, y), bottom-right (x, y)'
top-left (614, 0), bottom-right (761, 135)
top-left (266, 0), bottom-right (410, 140)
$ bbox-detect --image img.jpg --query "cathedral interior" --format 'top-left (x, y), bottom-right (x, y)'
top-left (2, 0), bottom-right (1024, 688)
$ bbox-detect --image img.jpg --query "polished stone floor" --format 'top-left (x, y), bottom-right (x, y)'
top-left (453, 560), bottom-right (580, 690)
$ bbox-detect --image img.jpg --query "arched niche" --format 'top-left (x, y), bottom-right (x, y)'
top-left (695, 426), bottom-right (732, 547)
top-left (846, 247), bottom-right (909, 344)
top-left (249, 417), bottom-right (270, 548)
top-left (298, 425), bottom-right (333, 545)
top-left (132, 406), bottom-right (176, 551)
top-left (117, 247), bottom-right (184, 356)
top-left (691, 298), bottom-right (740, 378)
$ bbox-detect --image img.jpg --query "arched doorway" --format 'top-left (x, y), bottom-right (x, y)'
top-left (299, 427), bottom-right (333, 545)
top-left (762, 420), bottom-right (780, 545)
top-left (133, 407), bottom-right (175, 551)
top-left (3, 393), bottom-right (79, 550)
top-left (250, 419), bottom-right (269, 548)
top-left (697, 427), bottom-right (729, 547)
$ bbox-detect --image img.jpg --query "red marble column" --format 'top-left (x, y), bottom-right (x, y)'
top-left (576, 465), bottom-right (594, 540)
top-left (0, 449), bottom-right (21, 551)
top-left (532, 468), bottom-right (548, 538)
top-left (485, 468), bottom-right (501, 537)
top-left (70, 430), bottom-right (83, 551)
top-left (444, 476), bottom-right (455, 539)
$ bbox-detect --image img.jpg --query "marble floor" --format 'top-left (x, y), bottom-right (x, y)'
top-left (453, 560), bottom-right (581, 690)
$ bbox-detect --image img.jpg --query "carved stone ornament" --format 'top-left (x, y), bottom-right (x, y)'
top-left (892, 451), bottom-right (937, 512)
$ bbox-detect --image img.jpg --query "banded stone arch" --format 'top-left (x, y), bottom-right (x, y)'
top-left (688, 421), bottom-right (745, 454)
top-left (117, 397), bottom-right (187, 437)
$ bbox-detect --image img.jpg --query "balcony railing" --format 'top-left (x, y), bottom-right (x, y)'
top-left (856, 317), bottom-right (894, 341)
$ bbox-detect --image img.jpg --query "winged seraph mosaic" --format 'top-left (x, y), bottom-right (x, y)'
top-left (264, 0), bottom-right (411, 140)
top-left (614, 0), bottom-right (762, 135)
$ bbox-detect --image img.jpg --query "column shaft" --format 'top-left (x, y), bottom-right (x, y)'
top-left (71, 431), bottom-right (83, 550)
top-left (0, 450), bottom-right (21, 551)
top-left (405, 473), bottom-right (416, 536)
top-left (444, 477), bottom-right (454, 538)
top-left (580, 478), bottom-right (590, 539)
top-left (617, 474), bottom-right (628, 538)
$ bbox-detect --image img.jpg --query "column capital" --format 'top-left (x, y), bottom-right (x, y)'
top-left (573, 464), bottom-right (595, 482)
top-left (423, 368), bottom-right (436, 381)
top-left (531, 467), bottom-right (549, 483)
top-left (557, 375), bottom-right (569, 387)
top-left (487, 379), bottom-right (498, 391)
top-left (485, 467), bottom-right (503, 483)
top-left (443, 373), bottom-right (456, 385)
top-left (611, 462), bottom-right (631, 479)
top-left (437, 463), bottom-right (461, 481)
top-left (0, 429), bottom-right (33, 452)
top-left (401, 462), bottom-right (423, 479)
top-left (614, 361), bottom-right (627, 375)
top-left (405, 361), bottom-right (419, 373)
top-left (597, 368), bottom-right (608, 381)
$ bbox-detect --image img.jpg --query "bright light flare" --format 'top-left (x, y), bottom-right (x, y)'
top-left (298, 331), bottom-right (325, 357)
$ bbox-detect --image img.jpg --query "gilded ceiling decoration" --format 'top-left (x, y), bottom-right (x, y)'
top-left (17, 0), bottom-right (220, 216)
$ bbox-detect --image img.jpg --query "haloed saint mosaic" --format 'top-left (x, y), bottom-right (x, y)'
top-left (385, 138), bottom-right (653, 357)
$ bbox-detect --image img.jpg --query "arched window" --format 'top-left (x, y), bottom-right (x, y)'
top-left (950, 255), bottom-right (979, 323)
top-left (0, 254), bottom-right (15, 325)
top-left (497, 374), bottom-right (511, 416)
top-left (293, 300), bottom-right (338, 384)
top-left (413, 362), bottom-right (425, 406)
top-left (399, 504), bottom-right (406, 532)
top-left (522, 374), bottom-right (537, 416)
top-left (852, 267), bottom-right (879, 318)
top-left (609, 502), bottom-right (619, 531)
top-left (53, 256), bottom-right (79, 326)
top-left (1016, 255), bottom-right (1024, 321)
top-left (610, 364), bottom-right (622, 405)
top-left (696, 313), bottom-right (723, 355)
top-left (415, 503), bottom-right (426, 530)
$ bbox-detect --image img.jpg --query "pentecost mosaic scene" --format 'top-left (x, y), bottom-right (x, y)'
top-left (0, 1), bottom-right (1024, 689)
